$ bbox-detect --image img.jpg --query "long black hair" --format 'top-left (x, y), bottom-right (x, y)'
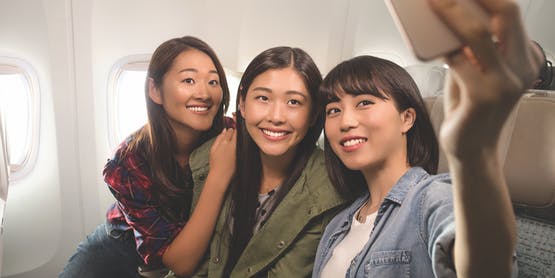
top-left (224, 46), bottom-right (323, 274)
top-left (321, 55), bottom-right (438, 196)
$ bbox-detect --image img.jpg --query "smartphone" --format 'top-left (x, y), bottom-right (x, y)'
top-left (385, 0), bottom-right (488, 61)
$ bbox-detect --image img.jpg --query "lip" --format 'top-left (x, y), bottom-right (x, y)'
top-left (259, 128), bottom-right (291, 141)
top-left (186, 104), bottom-right (211, 114)
top-left (339, 136), bottom-right (367, 152)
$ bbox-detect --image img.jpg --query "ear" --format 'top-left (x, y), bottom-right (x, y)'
top-left (148, 78), bottom-right (163, 104)
top-left (400, 108), bottom-right (416, 134)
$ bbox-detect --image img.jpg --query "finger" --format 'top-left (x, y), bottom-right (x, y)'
top-left (429, 0), bottom-right (501, 72)
top-left (477, 0), bottom-right (522, 40)
top-left (222, 127), bottom-right (234, 142)
top-left (212, 128), bottom-right (227, 149)
top-left (230, 128), bottom-right (237, 145)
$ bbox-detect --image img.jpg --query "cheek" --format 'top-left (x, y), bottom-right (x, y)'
top-left (293, 108), bottom-right (312, 128)
top-left (324, 119), bottom-right (338, 139)
top-left (241, 103), bottom-right (258, 122)
top-left (212, 87), bottom-right (224, 104)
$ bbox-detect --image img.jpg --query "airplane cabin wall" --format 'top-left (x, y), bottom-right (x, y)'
top-left (0, 0), bottom-right (84, 277)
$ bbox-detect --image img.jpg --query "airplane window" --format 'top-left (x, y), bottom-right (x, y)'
top-left (109, 57), bottom-right (241, 148)
top-left (0, 61), bottom-right (39, 178)
top-left (113, 68), bottom-right (148, 145)
top-left (225, 69), bottom-right (241, 114)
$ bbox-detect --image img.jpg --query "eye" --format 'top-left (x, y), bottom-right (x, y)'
top-left (255, 95), bottom-right (269, 102)
top-left (208, 79), bottom-right (220, 86)
top-left (356, 99), bottom-right (374, 107)
top-left (288, 99), bottom-right (302, 106)
top-left (183, 78), bottom-right (195, 84)
top-left (326, 107), bottom-right (340, 116)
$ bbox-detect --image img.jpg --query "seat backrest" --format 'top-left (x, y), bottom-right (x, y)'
top-left (424, 90), bottom-right (555, 277)
top-left (404, 64), bottom-right (446, 98)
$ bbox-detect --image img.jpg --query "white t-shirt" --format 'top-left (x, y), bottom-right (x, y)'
top-left (320, 210), bottom-right (377, 278)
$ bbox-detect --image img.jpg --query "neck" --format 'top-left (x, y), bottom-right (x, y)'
top-left (172, 125), bottom-right (202, 168)
top-left (258, 149), bottom-right (296, 194)
top-left (361, 157), bottom-right (410, 206)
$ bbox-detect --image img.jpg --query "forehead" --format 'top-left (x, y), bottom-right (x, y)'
top-left (170, 49), bottom-right (217, 72)
top-left (249, 68), bottom-right (309, 96)
top-left (326, 87), bottom-right (388, 104)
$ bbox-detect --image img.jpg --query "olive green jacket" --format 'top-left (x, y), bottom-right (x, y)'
top-left (187, 139), bottom-right (348, 278)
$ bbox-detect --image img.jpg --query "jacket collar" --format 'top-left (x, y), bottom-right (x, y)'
top-left (384, 167), bottom-right (428, 205)
top-left (337, 167), bottom-right (429, 232)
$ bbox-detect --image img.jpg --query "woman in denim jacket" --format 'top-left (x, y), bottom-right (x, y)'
top-left (313, 0), bottom-right (543, 277)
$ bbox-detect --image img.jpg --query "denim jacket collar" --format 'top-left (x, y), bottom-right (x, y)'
top-left (327, 167), bottom-right (429, 240)
top-left (384, 167), bottom-right (429, 205)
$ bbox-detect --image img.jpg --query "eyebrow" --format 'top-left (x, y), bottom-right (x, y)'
top-left (251, 87), bottom-right (308, 100)
top-left (179, 68), bottom-right (219, 74)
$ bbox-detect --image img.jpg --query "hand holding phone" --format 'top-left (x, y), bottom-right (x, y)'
top-left (385, 0), bottom-right (488, 61)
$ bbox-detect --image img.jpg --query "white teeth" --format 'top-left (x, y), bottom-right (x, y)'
top-left (342, 138), bottom-right (366, 147)
top-left (262, 129), bottom-right (287, 137)
top-left (187, 106), bottom-right (208, 112)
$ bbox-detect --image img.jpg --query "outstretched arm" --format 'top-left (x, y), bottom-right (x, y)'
top-left (163, 128), bottom-right (236, 277)
top-left (429, 0), bottom-right (542, 277)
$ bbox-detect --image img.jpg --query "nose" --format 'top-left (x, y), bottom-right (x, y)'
top-left (267, 102), bottom-right (285, 124)
top-left (193, 81), bottom-right (210, 101)
top-left (339, 108), bottom-right (358, 132)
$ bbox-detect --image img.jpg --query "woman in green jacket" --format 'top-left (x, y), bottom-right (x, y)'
top-left (182, 46), bottom-right (348, 278)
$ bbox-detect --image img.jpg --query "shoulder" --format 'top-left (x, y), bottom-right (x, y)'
top-left (302, 148), bottom-right (350, 212)
top-left (417, 173), bottom-right (453, 207)
top-left (412, 173), bottom-right (455, 242)
top-left (302, 148), bottom-right (327, 183)
top-left (189, 137), bottom-right (216, 173)
top-left (103, 136), bottom-right (152, 196)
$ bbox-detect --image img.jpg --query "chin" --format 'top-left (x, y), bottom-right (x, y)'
top-left (258, 145), bottom-right (295, 158)
top-left (340, 158), bottom-right (373, 171)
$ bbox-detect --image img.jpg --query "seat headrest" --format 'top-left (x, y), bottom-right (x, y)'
top-left (424, 91), bottom-right (555, 208)
top-left (404, 64), bottom-right (446, 97)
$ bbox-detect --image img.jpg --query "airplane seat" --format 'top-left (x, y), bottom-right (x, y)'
top-left (503, 90), bottom-right (555, 277)
top-left (404, 64), bottom-right (447, 97)
top-left (423, 90), bottom-right (555, 277)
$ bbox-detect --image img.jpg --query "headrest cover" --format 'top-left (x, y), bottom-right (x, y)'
top-left (424, 91), bottom-right (555, 208)
top-left (404, 64), bottom-right (446, 97)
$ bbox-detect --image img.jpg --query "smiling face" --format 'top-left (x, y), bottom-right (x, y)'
top-left (239, 67), bottom-right (312, 159)
top-left (149, 49), bottom-right (223, 135)
top-left (324, 92), bottom-right (414, 173)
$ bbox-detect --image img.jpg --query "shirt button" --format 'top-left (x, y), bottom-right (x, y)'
top-left (276, 240), bottom-right (286, 249)
top-left (212, 257), bottom-right (220, 264)
top-left (247, 267), bottom-right (252, 273)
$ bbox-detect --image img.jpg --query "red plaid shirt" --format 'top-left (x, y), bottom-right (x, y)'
top-left (104, 138), bottom-right (190, 267)
top-left (105, 118), bottom-right (234, 266)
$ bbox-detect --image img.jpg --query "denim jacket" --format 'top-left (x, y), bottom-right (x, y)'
top-left (313, 167), bottom-right (518, 278)
top-left (314, 167), bottom-right (455, 278)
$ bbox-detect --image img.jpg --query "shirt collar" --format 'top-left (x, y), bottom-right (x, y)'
top-left (383, 167), bottom-right (428, 205)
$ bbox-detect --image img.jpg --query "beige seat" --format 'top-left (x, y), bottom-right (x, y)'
top-left (424, 90), bottom-right (555, 277)
top-left (404, 64), bottom-right (446, 98)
